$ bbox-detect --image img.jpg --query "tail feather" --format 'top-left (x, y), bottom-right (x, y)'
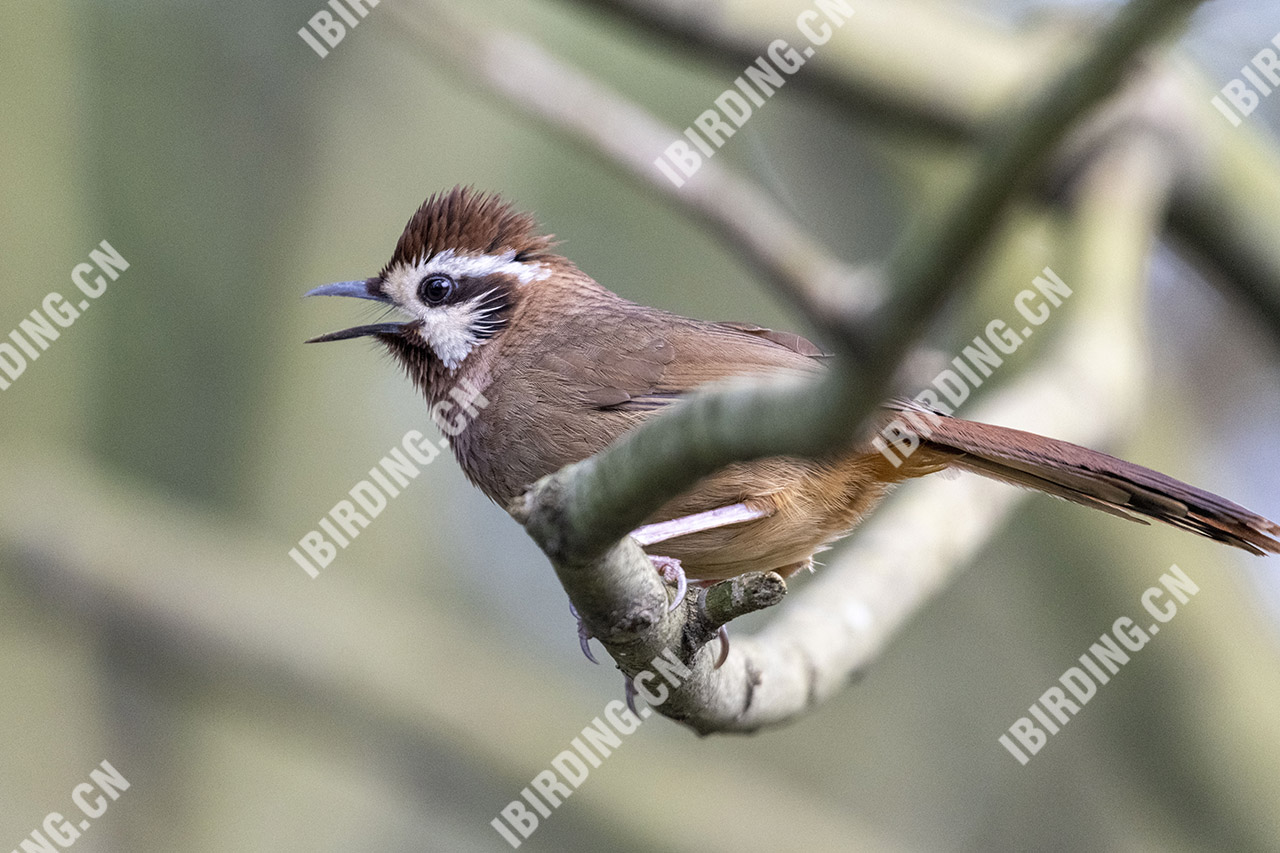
top-left (889, 402), bottom-right (1280, 556)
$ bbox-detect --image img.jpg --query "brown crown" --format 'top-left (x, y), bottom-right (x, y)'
top-left (384, 187), bottom-right (558, 273)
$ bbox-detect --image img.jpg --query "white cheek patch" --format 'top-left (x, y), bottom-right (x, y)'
top-left (412, 300), bottom-right (486, 370)
top-left (381, 251), bottom-right (536, 371)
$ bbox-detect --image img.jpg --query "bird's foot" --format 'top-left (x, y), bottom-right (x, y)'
top-left (649, 555), bottom-right (687, 612)
top-left (573, 560), bottom-right (726, 669)
top-left (568, 602), bottom-right (598, 665)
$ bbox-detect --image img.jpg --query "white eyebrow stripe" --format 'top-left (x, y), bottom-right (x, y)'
top-left (422, 249), bottom-right (550, 285)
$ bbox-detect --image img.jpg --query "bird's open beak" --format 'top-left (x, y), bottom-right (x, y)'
top-left (305, 278), bottom-right (404, 343)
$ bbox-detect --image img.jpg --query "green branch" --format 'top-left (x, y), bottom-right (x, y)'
top-left (396, 0), bottom-right (1208, 732)
top-left (521, 0), bottom-right (1205, 568)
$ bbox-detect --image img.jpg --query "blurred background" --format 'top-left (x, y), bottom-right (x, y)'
top-left (2, 0), bottom-right (1279, 850)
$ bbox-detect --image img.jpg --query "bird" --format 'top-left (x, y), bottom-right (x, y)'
top-left (306, 187), bottom-right (1280, 595)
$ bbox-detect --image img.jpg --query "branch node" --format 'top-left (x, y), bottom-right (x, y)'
top-left (701, 572), bottom-right (788, 629)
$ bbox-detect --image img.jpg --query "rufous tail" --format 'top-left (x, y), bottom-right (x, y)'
top-left (888, 402), bottom-right (1280, 556)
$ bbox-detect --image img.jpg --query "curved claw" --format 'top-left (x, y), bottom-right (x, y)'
top-left (668, 567), bottom-right (687, 612)
top-left (714, 626), bottom-right (730, 669)
top-left (569, 602), bottom-right (599, 665)
top-left (649, 556), bottom-right (688, 612)
top-left (579, 627), bottom-right (599, 665)
top-left (624, 675), bottom-right (638, 716)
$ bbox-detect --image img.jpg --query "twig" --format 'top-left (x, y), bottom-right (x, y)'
top-left (862, 0), bottom-right (1198, 356)
top-left (507, 0), bottom-right (1203, 733)
top-left (1165, 70), bottom-right (1280, 345)
top-left (390, 1), bottom-right (884, 326)
top-left (571, 0), bottom-right (1280, 348)
top-left (394, 0), bottom-right (1203, 731)
top-left (569, 0), bottom-right (1038, 142)
top-left (702, 571), bottom-right (787, 629)
top-left (0, 456), bottom-right (904, 848)
top-left (580, 127), bottom-right (1177, 733)
top-left (520, 0), bottom-right (1204, 565)
top-left (678, 305), bottom-right (1146, 731)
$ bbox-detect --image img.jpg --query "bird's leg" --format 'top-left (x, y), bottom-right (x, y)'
top-left (578, 501), bottom-right (779, 667)
top-left (633, 501), bottom-right (772, 616)
top-left (568, 558), bottom-right (687, 664)
top-left (631, 501), bottom-right (772, 546)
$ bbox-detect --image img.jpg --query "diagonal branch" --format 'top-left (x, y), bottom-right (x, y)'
top-left (660, 264), bottom-right (1153, 731)
top-left (389, 1), bottom-right (884, 330)
top-left (518, 0), bottom-right (1203, 566)
top-left (395, 0), bottom-right (1203, 732)
top-left (860, 0), bottom-right (1193, 357)
top-left (1166, 71), bottom-right (1280, 346)
top-left (569, 0), bottom-right (1037, 142)
top-left (543, 126), bottom-right (1175, 733)
top-left (569, 0), bottom-right (1280, 346)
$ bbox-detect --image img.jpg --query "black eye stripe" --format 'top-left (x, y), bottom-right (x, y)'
top-left (456, 276), bottom-right (514, 340)
top-left (415, 275), bottom-right (515, 305)
top-left (411, 273), bottom-right (515, 339)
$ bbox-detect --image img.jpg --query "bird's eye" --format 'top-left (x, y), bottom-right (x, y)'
top-left (418, 275), bottom-right (455, 306)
